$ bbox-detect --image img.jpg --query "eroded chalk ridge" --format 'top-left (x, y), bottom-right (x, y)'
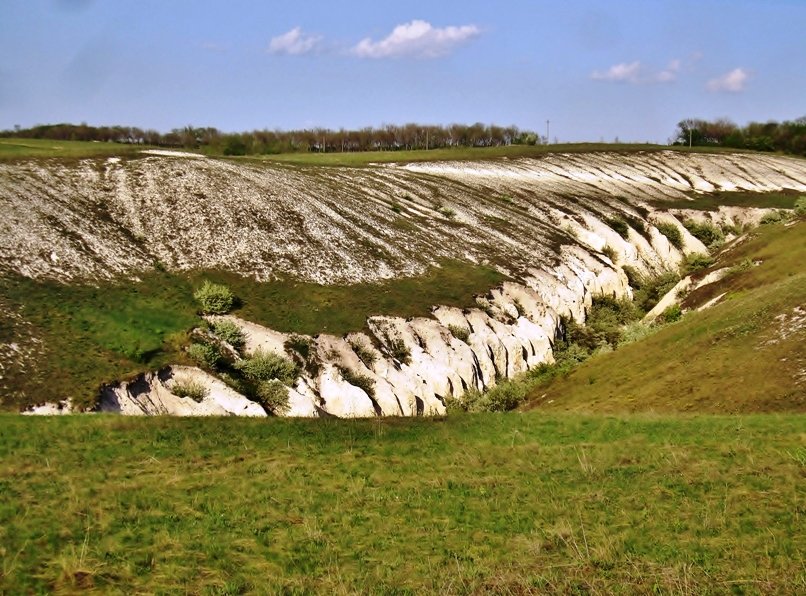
top-left (84, 227), bottom-right (689, 418)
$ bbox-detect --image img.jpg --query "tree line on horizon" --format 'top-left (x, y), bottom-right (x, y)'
top-left (673, 116), bottom-right (805, 155)
top-left (0, 122), bottom-right (545, 155)
top-left (4, 116), bottom-right (804, 156)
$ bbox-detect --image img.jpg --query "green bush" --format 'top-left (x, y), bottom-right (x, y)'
top-left (631, 271), bottom-right (680, 313)
top-left (337, 366), bottom-right (376, 399)
top-left (256, 379), bottom-right (290, 414)
top-left (235, 350), bottom-right (298, 384)
top-left (211, 319), bottom-right (245, 350)
top-left (683, 219), bottom-right (724, 248)
top-left (387, 338), bottom-right (411, 365)
top-left (607, 217), bottom-right (630, 239)
top-left (659, 304), bottom-right (682, 323)
top-left (760, 210), bottom-right (784, 225)
top-left (284, 334), bottom-right (312, 359)
top-left (451, 380), bottom-right (528, 413)
top-left (618, 321), bottom-right (656, 346)
top-left (682, 252), bottom-right (714, 275)
top-left (448, 324), bottom-right (470, 343)
top-left (170, 378), bottom-right (208, 402)
top-left (795, 196), bottom-right (806, 216)
top-left (193, 281), bottom-right (235, 315)
top-left (655, 222), bottom-right (683, 250)
top-left (187, 342), bottom-right (222, 369)
top-left (348, 338), bottom-right (377, 368)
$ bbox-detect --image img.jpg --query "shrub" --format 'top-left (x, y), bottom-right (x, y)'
top-left (606, 217), bottom-right (630, 239)
top-left (387, 338), bottom-right (411, 365)
top-left (622, 265), bottom-right (642, 288)
top-left (256, 379), bottom-right (290, 414)
top-left (632, 271), bottom-right (680, 314)
top-left (682, 252), bottom-right (714, 275)
top-left (618, 321), bottom-right (656, 346)
top-left (485, 381), bottom-right (527, 412)
top-left (683, 219), bottom-right (724, 248)
top-left (795, 196), bottom-right (806, 216)
top-left (193, 281), bottom-right (235, 315)
top-left (659, 304), bottom-right (682, 323)
top-left (235, 349), bottom-right (298, 384)
top-left (448, 324), bottom-right (470, 343)
top-left (390, 202), bottom-right (402, 213)
top-left (438, 206), bottom-right (456, 218)
top-left (601, 245), bottom-right (618, 262)
top-left (760, 210), bottom-right (784, 225)
top-left (348, 338), bottom-right (377, 368)
top-left (337, 366), bottom-right (376, 398)
top-left (187, 342), bottom-right (222, 369)
top-left (211, 319), bottom-right (245, 350)
top-left (655, 222), bottom-right (683, 250)
top-left (284, 334), bottom-right (312, 359)
top-left (170, 378), bottom-right (208, 402)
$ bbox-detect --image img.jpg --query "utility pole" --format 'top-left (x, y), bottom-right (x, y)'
top-left (689, 126), bottom-right (692, 148)
top-left (546, 120), bottom-right (550, 145)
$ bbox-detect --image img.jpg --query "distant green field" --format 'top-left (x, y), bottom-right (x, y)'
top-left (0, 260), bottom-right (504, 410)
top-left (0, 136), bottom-right (748, 165)
top-left (1, 413), bottom-right (803, 593)
top-left (243, 142), bottom-right (748, 167)
top-left (0, 138), bottom-right (148, 160)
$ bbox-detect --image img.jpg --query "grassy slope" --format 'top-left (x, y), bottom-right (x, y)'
top-left (527, 219), bottom-right (806, 413)
top-left (0, 261), bottom-right (504, 410)
top-left (649, 189), bottom-right (803, 211)
top-left (1, 413), bottom-right (804, 593)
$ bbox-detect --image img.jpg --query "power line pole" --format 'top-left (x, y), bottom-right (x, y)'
top-left (546, 120), bottom-right (550, 144)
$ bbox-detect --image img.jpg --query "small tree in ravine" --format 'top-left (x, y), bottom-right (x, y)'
top-left (193, 281), bottom-right (235, 315)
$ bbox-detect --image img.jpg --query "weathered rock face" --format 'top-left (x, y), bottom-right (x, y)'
top-left (8, 151), bottom-right (806, 416)
top-left (99, 366), bottom-right (267, 417)
top-left (1, 151), bottom-right (805, 284)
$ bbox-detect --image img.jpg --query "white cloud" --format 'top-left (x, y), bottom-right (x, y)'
top-left (351, 20), bottom-right (480, 59)
top-left (268, 27), bottom-right (321, 55)
top-left (707, 68), bottom-right (749, 93)
top-left (591, 58), bottom-right (684, 84)
top-left (655, 59), bottom-right (681, 82)
top-left (590, 61), bottom-right (642, 83)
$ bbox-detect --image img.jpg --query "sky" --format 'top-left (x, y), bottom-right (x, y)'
top-left (1, 0), bottom-right (804, 143)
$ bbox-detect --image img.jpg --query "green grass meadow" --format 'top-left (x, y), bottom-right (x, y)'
top-left (1, 413), bottom-right (804, 593)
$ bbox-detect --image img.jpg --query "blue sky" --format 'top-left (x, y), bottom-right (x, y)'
top-left (1, 0), bottom-right (803, 142)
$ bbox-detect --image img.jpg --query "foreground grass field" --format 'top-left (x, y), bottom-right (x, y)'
top-left (1, 413), bottom-right (804, 593)
top-left (0, 261), bottom-right (504, 410)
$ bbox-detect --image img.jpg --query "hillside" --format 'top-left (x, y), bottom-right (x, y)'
top-left (526, 219), bottom-right (806, 413)
top-left (2, 147), bottom-right (805, 414)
